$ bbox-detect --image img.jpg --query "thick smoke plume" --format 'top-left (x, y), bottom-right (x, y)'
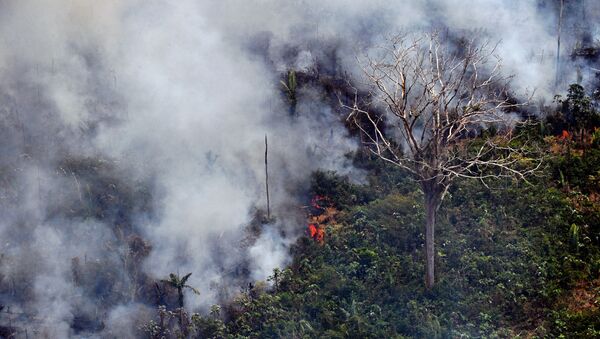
top-left (0, 0), bottom-right (598, 336)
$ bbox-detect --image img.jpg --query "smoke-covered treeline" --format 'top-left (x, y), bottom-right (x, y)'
top-left (0, 0), bottom-right (599, 337)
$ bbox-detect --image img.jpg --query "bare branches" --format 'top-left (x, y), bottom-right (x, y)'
top-left (344, 32), bottom-right (542, 289)
top-left (343, 32), bottom-right (540, 190)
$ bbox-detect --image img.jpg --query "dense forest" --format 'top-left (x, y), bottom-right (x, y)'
top-left (0, 1), bottom-right (599, 338)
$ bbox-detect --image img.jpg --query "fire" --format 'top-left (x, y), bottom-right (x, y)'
top-left (308, 224), bottom-right (318, 238)
top-left (316, 227), bottom-right (325, 242)
top-left (305, 195), bottom-right (337, 244)
top-left (307, 223), bottom-right (325, 243)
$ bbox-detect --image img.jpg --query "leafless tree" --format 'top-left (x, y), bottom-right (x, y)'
top-left (556, 0), bottom-right (565, 87)
top-left (342, 33), bottom-right (542, 288)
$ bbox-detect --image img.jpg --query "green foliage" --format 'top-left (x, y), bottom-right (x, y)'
top-left (145, 122), bottom-right (600, 338)
top-left (558, 84), bottom-right (598, 131)
top-left (310, 170), bottom-right (374, 209)
top-left (569, 223), bottom-right (580, 247)
top-left (162, 272), bottom-right (200, 308)
top-left (217, 130), bottom-right (600, 337)
top-left (190, 305), bottom-right (227, 339)
top-left (549, 306), bottom-right (600, 339)
top-left (549, 83), bottom-right (600, 137)
top-left (281, 70), bottom-right (298, 105)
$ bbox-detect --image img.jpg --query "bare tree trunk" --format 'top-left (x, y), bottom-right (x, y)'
top-left (177, 288), bottom-right (184, 309)
top-left (424, 191), bottom-right (437, 289)
top-left (422, 179), bottom-right (442, 289)
top-left (177, 288), bottom-right (186, 335)
top-left (556, 0), bottom-right (564, 88)
top-left (265, 134), bottom-right (270, 220)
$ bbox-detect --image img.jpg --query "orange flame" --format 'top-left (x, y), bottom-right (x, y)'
top-left (307, 223), bottom-right (325, 243)
top-left (308, 224), bottom-right (318, 238)
top-left (305, 195), bottom-right (335, 244)
top-left (316, 228), bottom-right (325, 242)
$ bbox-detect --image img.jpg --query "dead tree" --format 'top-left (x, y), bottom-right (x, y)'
top-left (343, 33), bottom-right (541, 288)
top-left (265, 134), bottom-right (270, 220)
top-left (556, 0), bottom-right (565, 87)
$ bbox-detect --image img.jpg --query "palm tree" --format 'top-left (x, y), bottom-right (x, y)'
top-left (161, 272), bottom-right (200, 336)
top-left (162, 272), bottom-right (200, 308)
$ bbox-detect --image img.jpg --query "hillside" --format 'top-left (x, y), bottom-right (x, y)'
top-left (157, 113), bottom-right (600, 338)
top-left (1, 1), bottom-right (600, 338)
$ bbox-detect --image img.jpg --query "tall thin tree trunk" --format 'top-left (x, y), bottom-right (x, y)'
top-left (556, 0), bottom-right (564, 88)
top-left (265, 134), bottom-right (270, 220)
top-left (178, 288), bottom-right (184, 308)
top-left (422, 176), bottom-right (443, 289)
top-left (425, 193), bottom-right (437, 289)
top-left (177, 288), bottom-right (185, 335)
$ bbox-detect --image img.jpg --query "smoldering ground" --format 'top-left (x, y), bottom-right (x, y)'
top-left (0, 0), bottom-right (598, 337)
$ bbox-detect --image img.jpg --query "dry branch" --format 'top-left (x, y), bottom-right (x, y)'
top-left (342, 32), bottom-right (542, 288)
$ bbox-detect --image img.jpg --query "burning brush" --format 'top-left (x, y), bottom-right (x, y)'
top-left (303, 195), bottom-right (338, 243)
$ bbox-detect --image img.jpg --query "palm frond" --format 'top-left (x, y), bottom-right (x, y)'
top-left (185, 285), bottom-right (201, 295)
top-left (180, 272), bottom-right (192, 285)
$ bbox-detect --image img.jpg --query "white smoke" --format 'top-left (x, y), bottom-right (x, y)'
top-left (0, 0), bottom-right (596, 336)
